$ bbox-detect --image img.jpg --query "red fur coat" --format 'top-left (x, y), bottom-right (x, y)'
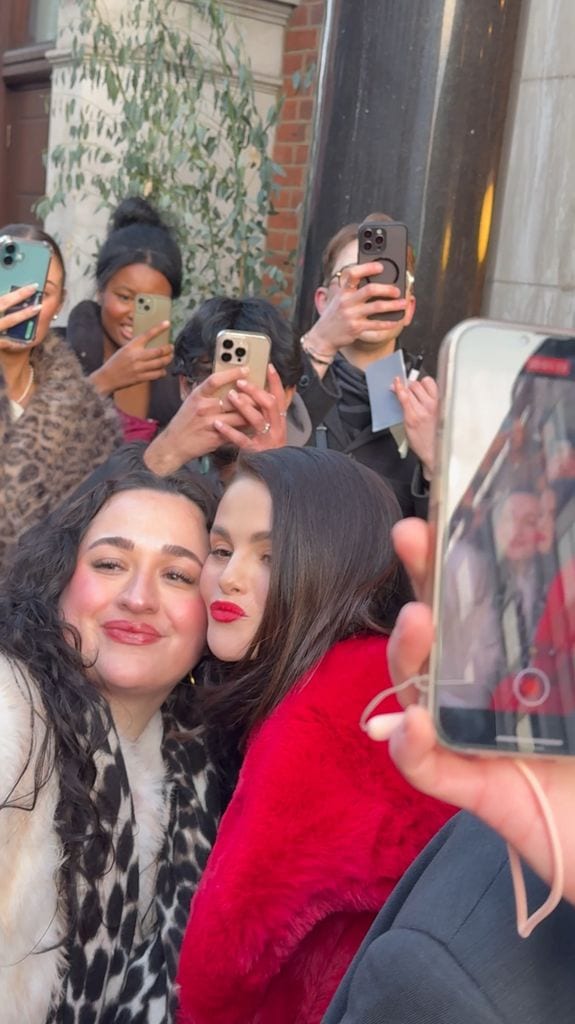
top-left (177, 636), bottom-right (454, 1024)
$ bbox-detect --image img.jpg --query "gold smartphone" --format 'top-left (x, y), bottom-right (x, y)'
top-left (429, 318), bottom-right (575, 758)
top-left (212, 330), bottom-right (271, 399)
top-left (133, 293), bottom-right (172, 348)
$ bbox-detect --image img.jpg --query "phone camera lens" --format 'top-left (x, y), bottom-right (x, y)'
top-left (375, 232), bottom-right (385, 247)
top-left (235, 347), bottom-right (246, 358)
top-left (3, 254), bottom-right (14, 267)
top-left (363, 240), bottom-right (372, 251)
top-left (221, 352), bottom-right (232, 363)
top-left (5, 243), bottom-right (16, 255)
top-left (222, 339), bottom-right (234, 350)
top-left (363, 228), bottom-right (373, 240)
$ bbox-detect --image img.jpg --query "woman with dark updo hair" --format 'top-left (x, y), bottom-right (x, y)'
top-left (67, 196), bottom-right (183, 439)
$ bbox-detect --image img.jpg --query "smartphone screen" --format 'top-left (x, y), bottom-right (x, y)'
top-left (431, 322), bottom-right (575, 757)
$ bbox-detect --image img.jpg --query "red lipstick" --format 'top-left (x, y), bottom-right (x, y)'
top-left (103, 620), bottom-right (162, 645)
top-left (210, 601), bottom-right (246, 623)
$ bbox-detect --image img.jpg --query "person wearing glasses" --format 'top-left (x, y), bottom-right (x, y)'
top-left (84, 297), bottom-right (311, 491)
top-left (298, 212), bottom-right (437, 517)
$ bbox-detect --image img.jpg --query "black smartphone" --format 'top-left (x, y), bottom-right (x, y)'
top-left (430, 319), bottom-right (575, 758)
top-left (357, 220), bottom-right (408, 322)
top-left (0, 234), bottom-right (51, 343)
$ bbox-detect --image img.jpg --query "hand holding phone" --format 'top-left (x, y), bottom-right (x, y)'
top-left (133, 293), bottom-right (172, 349)
top-left (357, 219), bottom-right (408, 322)
top-left (430, 320), bottom-right (575, 759)
top-left (0, 235), bottom-right (51, 343)
top-left (363, 515), bottom-right (575, 910)
top-left (212, 330), bottom-right (271, 401)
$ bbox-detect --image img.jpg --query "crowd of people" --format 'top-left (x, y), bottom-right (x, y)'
top-left (0, 195), bottom-right (574, 1024)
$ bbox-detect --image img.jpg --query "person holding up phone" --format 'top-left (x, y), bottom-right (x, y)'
top-left (0, 223), bottom-right (121, 571)
top-left (66, 196), bottom-right (181, 441)
top-left (323, 515), bottom-right (575, 1024)
top-left (142, 296), bottom-right (310, 485)
top-left (298, 212), bottom-right (437, 517)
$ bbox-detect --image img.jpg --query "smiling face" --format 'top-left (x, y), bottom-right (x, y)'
top-left (200, 476), bottom-right (272, 662)
top-left (495, 492), bottom-right (540, 564)
top-left (99, 263), bottom-right (172, 347)
top-left (59, 489), bottom-right (209, 702)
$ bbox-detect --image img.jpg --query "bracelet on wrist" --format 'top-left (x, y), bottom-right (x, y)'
top-left (300, 334), bottom-right (335, 367)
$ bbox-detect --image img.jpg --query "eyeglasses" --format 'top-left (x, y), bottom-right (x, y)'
top-left (327, 266), bottom-right (415, 291)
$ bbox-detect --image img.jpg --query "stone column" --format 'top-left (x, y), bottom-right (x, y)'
top-left (295, 0), bottom-right (524, 369)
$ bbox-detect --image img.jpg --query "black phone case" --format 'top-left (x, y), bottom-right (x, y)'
top-left (357, 220), bottom-right (408, 322)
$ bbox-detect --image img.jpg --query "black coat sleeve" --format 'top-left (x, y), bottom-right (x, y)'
top-left (297, 351), bottom-right (341, 430)
top-left (323, 928), bottom-right (505, 1024)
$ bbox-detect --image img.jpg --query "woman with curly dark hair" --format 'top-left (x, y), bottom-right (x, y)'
top-left (0, 467), bottom-right (219, 1024)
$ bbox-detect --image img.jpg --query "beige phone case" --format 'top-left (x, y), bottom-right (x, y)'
top-left (133, 293), bottom-right (172, 348)
top-left (213, 330), bottom-right (271, 398)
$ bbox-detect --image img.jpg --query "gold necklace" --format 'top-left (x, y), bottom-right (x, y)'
top-left (13, 366), bottom-right (34, 405)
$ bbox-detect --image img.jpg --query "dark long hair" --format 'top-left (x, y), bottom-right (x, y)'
top-left (0, 467), bottom-right (215, 883)
top-left (203, 447), bottom-right (412, 747)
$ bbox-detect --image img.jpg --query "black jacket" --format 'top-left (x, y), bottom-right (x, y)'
top-left (66, 299), bottom-right (181, 428)
top-left (323, 812), bottom-right (575, 1024)
top-left (298, 350), bottom-right (429, 518)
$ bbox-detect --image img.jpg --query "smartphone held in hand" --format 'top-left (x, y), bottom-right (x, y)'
top-left (357, 219), bottom-right (408, 322)
top-left (133, 293), bottom-right (172, 348)
top-left (0, 235), bottom-right (51, 343)
top-left (212, 330), bottom-right (271, 399)
top-left (429, 319), bottom-right (575, 758)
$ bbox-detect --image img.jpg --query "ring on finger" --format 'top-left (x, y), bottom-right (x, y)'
top-left (259, 421), bottom-right (271, 435)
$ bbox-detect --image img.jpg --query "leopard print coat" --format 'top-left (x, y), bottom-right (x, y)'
top-left (0, 332), bottom-right (122, 569)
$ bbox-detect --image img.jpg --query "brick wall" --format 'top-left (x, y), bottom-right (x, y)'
top-left (266, 0), bottom-right (324, 301)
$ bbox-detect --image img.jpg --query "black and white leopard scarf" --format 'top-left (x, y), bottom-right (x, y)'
top-left (48, 704), bottom-right (220, 1024)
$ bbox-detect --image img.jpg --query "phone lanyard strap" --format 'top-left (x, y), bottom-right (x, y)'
top-left (507, 760), bottom-right (564, 938)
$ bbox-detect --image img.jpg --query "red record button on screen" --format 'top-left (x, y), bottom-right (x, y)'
top-left (512, 668), bottom-right (551, 708)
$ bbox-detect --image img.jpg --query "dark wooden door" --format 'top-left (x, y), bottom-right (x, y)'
top-left (4, 83), bottom-right (51, 224)
top-left (0, 0), bottom-right (57, 226)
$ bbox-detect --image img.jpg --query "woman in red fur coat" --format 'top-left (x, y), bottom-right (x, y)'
top-left (177, 448), bottom-right (454, 1024)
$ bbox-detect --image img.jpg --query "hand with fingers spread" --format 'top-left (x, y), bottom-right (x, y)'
top-left (213, 364), bottom-right (288, 452)
top-left (0, 284), bottom-right (43, 351)
top-left (90, 321), bottom-right (174, 397)
top-left (367, 517), bottom-right (575, 905)
top-left (306, 261), bottom-right (409, 365)
top-left (144, 366), bottom-right (251, 476)
top-left (392, 374), bottom-right (439, 477)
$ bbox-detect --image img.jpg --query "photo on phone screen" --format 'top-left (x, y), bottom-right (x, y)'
top-left (357, 220), bottom-right (408, 322)
top-left (0, 235), bottom-right (51, 343)
top-left (430, 321), bottom-right (575, 757)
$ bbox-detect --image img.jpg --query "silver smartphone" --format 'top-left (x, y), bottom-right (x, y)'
top-left (429, 319), bottom-right (575, 758)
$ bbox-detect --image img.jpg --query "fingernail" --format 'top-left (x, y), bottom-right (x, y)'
top-left (229, 389), bottom-right (238, 399)
top-left (214, 418), bottom-right (222, 428)
top-left (268, 363), bottom-right (277, 374)
top-left (236, 379), bottom-right (248, 388)
top-left (365, 712), bottom-right (404, 742)
top-left (240, 367), bottom-right (249, 375)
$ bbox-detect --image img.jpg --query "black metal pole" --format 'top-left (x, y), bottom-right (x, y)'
top-left (295, 0), bottom-right (524, 371)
